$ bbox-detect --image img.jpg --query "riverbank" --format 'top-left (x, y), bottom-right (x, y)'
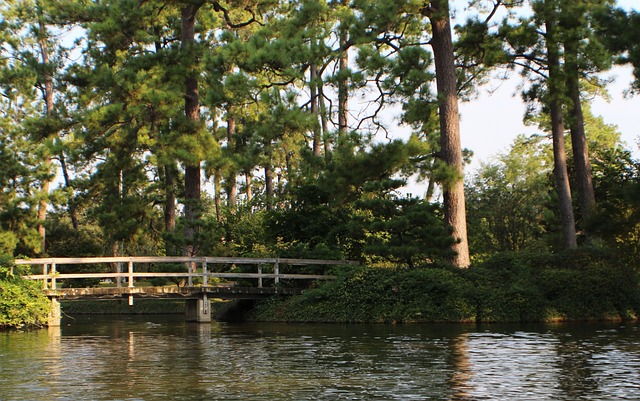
top-left (248, 249), bottom-right (640, 324)
top-left (8, 248), bottom-right (640, 326)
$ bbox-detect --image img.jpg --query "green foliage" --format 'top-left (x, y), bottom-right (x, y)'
top-left (355, 196), bottom-right (455, 267)
top-left (263, 139), bottom-right (454, 264)
top-left (466, 134), bottom-right (553, 255)
top-left (467, 249), bottom-right (639, 322)
top-left (250, 264), bottom-right (476, 323)
top-left (251, 248), bottom-right (640, 324)
top-left (45, 215), bottom-right (106, 257)
top-left (0, 255), bottom-right (51, 329)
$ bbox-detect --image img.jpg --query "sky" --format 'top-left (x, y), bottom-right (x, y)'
top-left (453, 0), bottom-right (640, 174)
top-left (458, 66), bottom-right (640, 171)
top-left (393, 0), bottom-right (640, 197)
top-left (364, 0), bottom-right (640, 198)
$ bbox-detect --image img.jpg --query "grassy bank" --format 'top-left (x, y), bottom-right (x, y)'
top-left (248, 249), bottom-right (640, 323)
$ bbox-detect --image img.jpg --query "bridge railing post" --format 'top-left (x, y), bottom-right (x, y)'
top-left (258, 265), bottom-right (263, 288)
top-left (116, 263), bottom-right (122, 288)
top-left (188, 260), bottom-right (195, 286)
top-left (274, 260), bottom-right (280, 286)
top-left (42, 264), bottom-right (49, 290)
top-left (51, 262), bottom-right (57, 290)
top-left (128, 259), bottom-right (134, 288)
top-left (202, 260), bottom-right (208, 287)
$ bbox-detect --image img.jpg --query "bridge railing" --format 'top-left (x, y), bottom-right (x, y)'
top-left (15, 256), bottom-right (356, 290)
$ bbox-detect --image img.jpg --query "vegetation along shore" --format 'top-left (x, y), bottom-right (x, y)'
top-left (2, 2), bottom-right (640, 328)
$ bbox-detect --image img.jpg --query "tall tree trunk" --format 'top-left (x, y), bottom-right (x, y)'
top-left (36, 6), bottom-right (53, 255)
top-left (59, 152), bottom-right (79, 230)
top-left (244, 170), bottom-right (253, 204)
top-left (155, 25), bottom-right (177, 244)
top-left (265, 163), bottom-right (274, 211)
top-left (565, 36), bottom-right (596, 225)
top-left (181, 4), bottom-right (202, 257)
top-left (426, 0), bottom-right (470, 267)
top-left (310, 63), bottom-right (323, 157)
top-left (318, 80), bottom-right (331, 158)
top-left (546, 19), bottom-right (578, 249)
top-left (226, 112), bottom-right (238, 209)
top-left (164, 163), bottom-right (177, 233)
top-left (214, 171), bottom-right (222, 223)
top-left (338, 1), bottom-right (349, 142)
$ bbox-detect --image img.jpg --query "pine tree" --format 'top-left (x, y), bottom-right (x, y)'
top-left (422, 0), bottom-right (471, 267)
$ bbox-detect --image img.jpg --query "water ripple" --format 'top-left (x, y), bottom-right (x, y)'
top-left (1, 319), bottom-right (639, 400)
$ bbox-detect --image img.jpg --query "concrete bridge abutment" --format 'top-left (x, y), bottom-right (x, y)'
top-left (48, 298), bottom-right (61, 327)
top-left (185, 294), bottom-right (211, 323)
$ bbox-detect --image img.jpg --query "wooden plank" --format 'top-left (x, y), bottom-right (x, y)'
top-left (42, 286), bottom-right (305, 300)
top-left (14, 256), bottom-right (199, 265)
top-left (25, 272), bottom-right (335, 280)
top-left (15, 256), bottom-right (357, 266)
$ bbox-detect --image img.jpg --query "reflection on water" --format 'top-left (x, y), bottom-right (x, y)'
top-left (1, 317), bottom-right (639, 400)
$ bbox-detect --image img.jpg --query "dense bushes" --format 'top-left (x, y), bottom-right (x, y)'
top-left (0, 256), bottom-right (51, 330)
top-left (249, 248), bottom-right (640, 323)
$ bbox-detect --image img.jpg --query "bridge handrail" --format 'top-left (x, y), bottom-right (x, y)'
top-left (14, 256), bottom-right (358, 265)
top-left (15, 256), bottom-right (355, 290)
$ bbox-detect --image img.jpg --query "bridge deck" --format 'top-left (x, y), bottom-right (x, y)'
top-left (44, 285), bottom-right (302, 301)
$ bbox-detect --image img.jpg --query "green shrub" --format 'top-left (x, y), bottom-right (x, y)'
top-left (250, 248), bottom-right (640, 324)
top-left (251, 265), bottom-right (475, 323)
top-left (0, 256), bottom-right (51, 329)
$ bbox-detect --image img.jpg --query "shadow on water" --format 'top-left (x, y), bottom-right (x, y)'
top-left (1, 317), bottom-right (639, 400)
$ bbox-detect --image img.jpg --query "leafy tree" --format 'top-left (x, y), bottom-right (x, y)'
top-left (487, 0), bottom-right (581, 248)
top-left (558, 0), bottom-right (614, 226)
top-left (0, 0), bottom-right (71, 255)
top-left (466, 134), bottom-right (553, 255)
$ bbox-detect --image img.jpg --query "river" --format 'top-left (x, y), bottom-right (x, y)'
top-left (1, 316), bottom-right (639, 400)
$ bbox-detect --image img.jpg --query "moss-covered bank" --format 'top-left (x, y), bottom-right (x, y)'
top-left (248, 249), bottom-right (640, 323)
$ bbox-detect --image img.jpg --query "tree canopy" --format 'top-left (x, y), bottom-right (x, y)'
top-left (1, 0), bottom-right (639, 269)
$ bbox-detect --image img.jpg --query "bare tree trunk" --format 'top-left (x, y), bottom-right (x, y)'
top-left (265, 163), bottom-right (274, 211)
top-left (427, 0), bottom-right (470, 267)
top-left (318, 81), bottom-right (331, 158)
top-left (59, 152), bottom-right (79, 230)
top-left (565, 37), bottom-right (596, 225)
top-left (36, 6), bottom-right (53, 255)
top-left (244, 170), bottom-right (253, 203)
top-left (181, 4), bottom-right (202, 257)
top-left (546, 19), bottom-right (578, 249)
top-left (226, 112), bottom-right (238, 208)
top-left (338, 1), bottom-right (349, 141)
top-left (214, 171), bottom-right (222, 223)
top-left (310, 63), bottom-right (323, 157)
top-left (164, 163), bottom-right (177, 232)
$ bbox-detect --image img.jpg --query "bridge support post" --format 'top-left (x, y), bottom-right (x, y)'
top-left (185, 293), bottom-right (211, 323)
top-left (48, 297), bottom-right (61, 327)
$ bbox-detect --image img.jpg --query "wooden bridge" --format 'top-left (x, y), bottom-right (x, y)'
top-left (15, 256), bottom-right (354, 326)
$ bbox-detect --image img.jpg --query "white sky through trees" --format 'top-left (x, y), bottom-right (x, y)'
top-left (454, 0), bottom-right (640, 172)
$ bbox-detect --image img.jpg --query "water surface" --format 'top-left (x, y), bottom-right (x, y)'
top-left (1, 316), bottom-right (639, 400)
